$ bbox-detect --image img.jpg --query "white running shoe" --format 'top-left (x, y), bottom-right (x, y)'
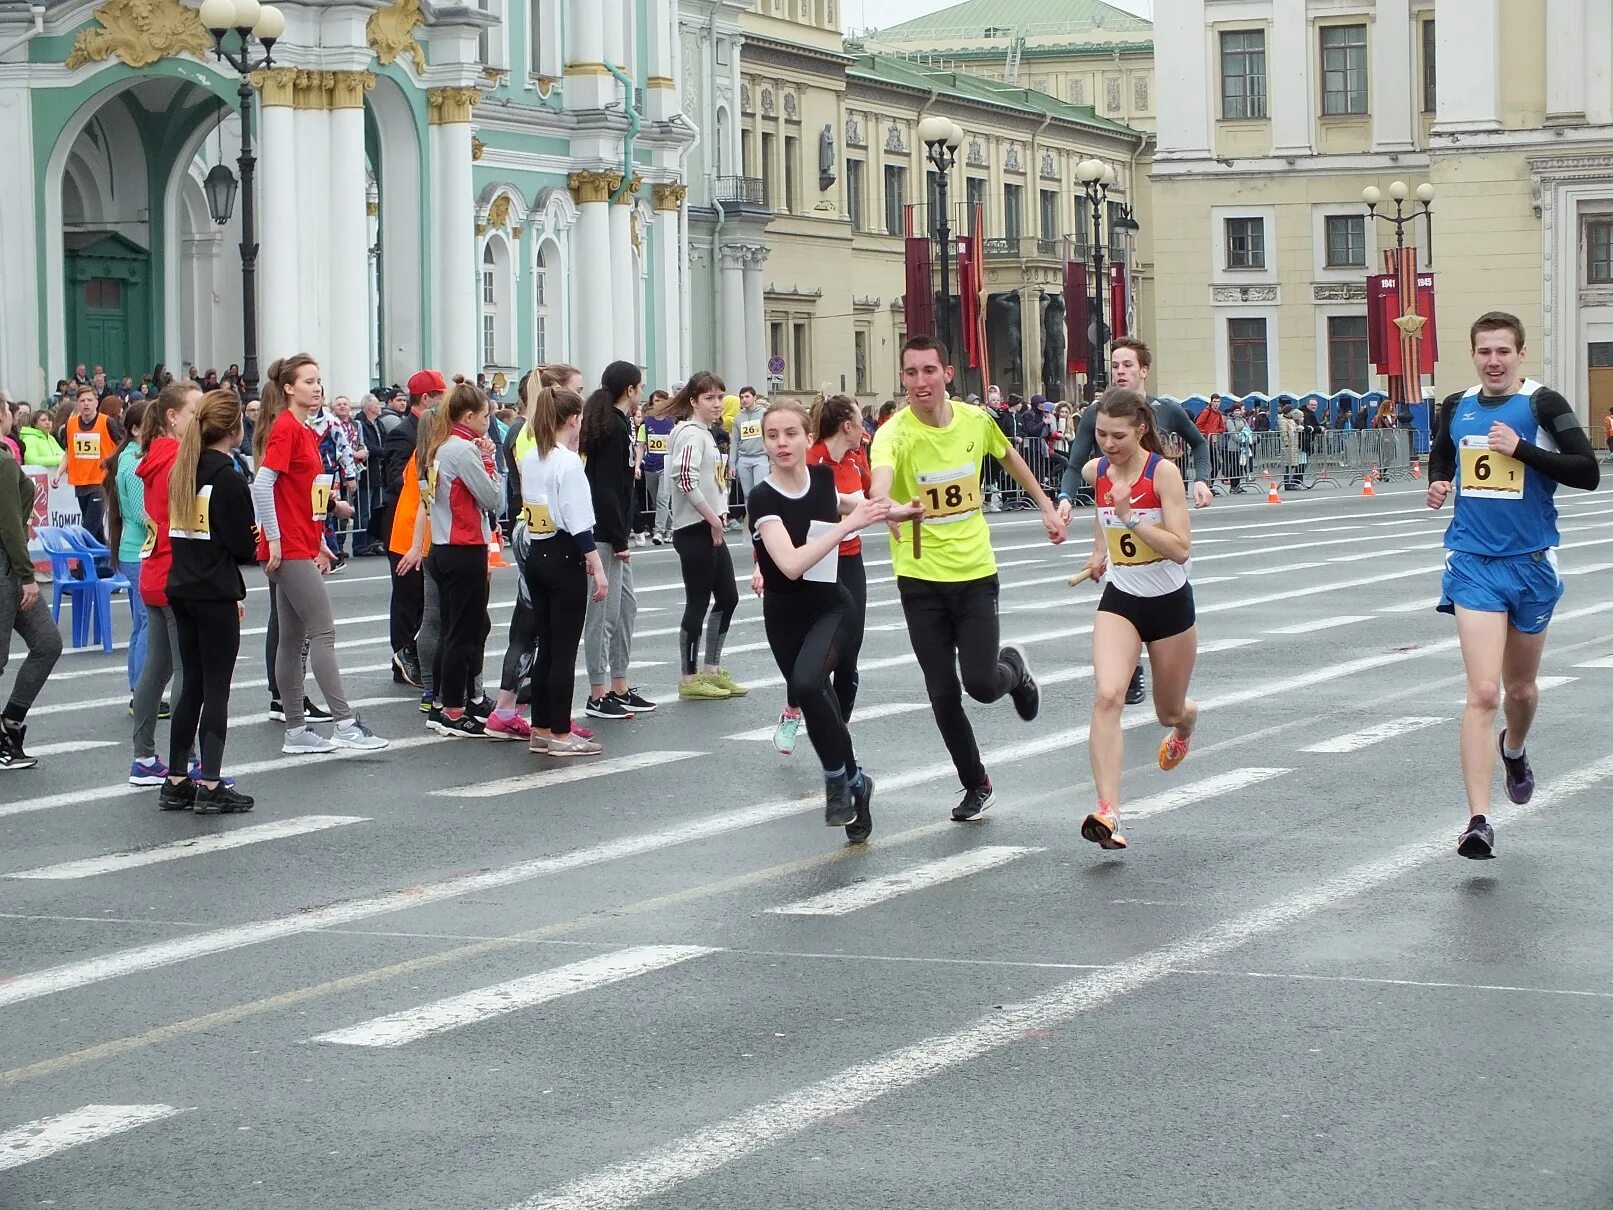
top-left (282, 727), bottom-right (337, 755)
top-left (331, 717), bottom-right (389, 750)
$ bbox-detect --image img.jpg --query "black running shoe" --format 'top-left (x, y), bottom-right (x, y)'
top-left (159, 699), bottom-right (172, 720)
top-left (952, 779), bottom-right (995, 822)
top-left (193, 783), bottom-right (255, 814)
top-left (268, 698), bottom-right (286, 722)
top-left (0, 723), bottom-right (36, 772)
top-left (586, 694), bottom-right (635, 720)
top-left (303, 698), bottom-right (335, 724)
top-left (1125, 664), bottom-right (1146, 706)
top-left (1000, 644), bottom-right (1039, 721)
top-left (845, 770), bottom-right (874, 843)
top-left (158, 778), bottom-right (196, 811)
top-left (392, 649), bottom-right (423, 688)
top-left (825, 776), bottom-right (857, 827)
top-left (1457, 814), bottom-right (1495, 860)
top-left (620, 688), bottom-right (658, 713)
top-left (437, 712), bottom-right (487, 739)
top-left (1498, 734), bottom-right (1535, 805)
top-left (467, 696), bottom-right (493, 723)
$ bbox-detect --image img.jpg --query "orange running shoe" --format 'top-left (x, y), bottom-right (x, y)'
top-left (1158, 732), bottom-right (1191, 771)
top-left (1081, 804), bottom-right (1128, 850)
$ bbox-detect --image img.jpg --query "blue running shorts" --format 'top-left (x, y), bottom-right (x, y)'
top-left (1437, 549), bottom-right (1563, 635)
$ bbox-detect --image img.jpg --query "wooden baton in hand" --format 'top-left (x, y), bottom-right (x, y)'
top-left (1066, 565), bottom-right (1095, 588)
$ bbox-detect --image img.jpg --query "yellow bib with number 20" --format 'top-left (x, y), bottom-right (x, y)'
top-left (915, 466), bottom-right (981, 521)
top-left (1458, 435), bottom-right (1524, 500)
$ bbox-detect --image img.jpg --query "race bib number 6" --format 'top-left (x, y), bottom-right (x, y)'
top-left (1459, 435), bottom-right (1524, 500)
top-left (311, 473), bottom-right (334, 519)
top-left (915, 465), bottom-right (981, 521)
top-left (1104, 524), bottom-right (1162, 566)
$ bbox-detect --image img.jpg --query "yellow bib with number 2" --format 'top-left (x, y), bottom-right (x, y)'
top-left (915, 465), bottom-right (981, 521)
top-left (1458, 435), bottom-right (1524, 500)
top-left (520, 502), bottom-right (556, 535)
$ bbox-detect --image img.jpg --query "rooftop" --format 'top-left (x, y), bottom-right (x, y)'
top-left (866, 0), bottom-right (1151, 44)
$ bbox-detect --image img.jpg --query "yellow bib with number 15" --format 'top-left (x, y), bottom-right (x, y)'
top-left (1458, 435), bottom-right (1524, 499)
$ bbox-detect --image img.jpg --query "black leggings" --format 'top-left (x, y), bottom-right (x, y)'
top-left (897, 574), bottom-right (1013, 791)
top-left (786, 552), bottom-right (865, 719)
top-left (500, 524), bottom-right (539, 695)
top-left (673, 522), bottom-right (738, 675)
top-left (765, 585), bottom-right (859, 775)
top-left (427, 544), bottom-right (490, 710)
top-left (387, 549), bottom-right (424, 657)
top-left (524, 535), bottom-right (588, 733)
top-left (169, 597), bottom-right (241, 780)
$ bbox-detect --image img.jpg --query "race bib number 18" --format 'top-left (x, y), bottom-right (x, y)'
top-left (915, 465), bottom-right (981, 521)
top-left (1458, 435), bottom-right (1524, 500)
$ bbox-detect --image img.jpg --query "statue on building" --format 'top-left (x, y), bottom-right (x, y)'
top-left (819, 124), bottom-right (836, 191)
top-left (1040, 292), bottom-right (1067, 402)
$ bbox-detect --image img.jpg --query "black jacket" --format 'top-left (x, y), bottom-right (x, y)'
top-left (583, 407), bottom-right (633, 550)
top-left (168, 449), bottom-right (257, 602)
top-left (383, 412), bottom-right (421, 505)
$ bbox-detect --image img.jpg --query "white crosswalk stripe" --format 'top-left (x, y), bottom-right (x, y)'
top-left (766, 847), bottom-right (1043, 917)
top-left (309, 945), bottom-right (717, 1048)
top-left (1123, 768), bottom-right (1291, 820)
top-left (1269, 616), bottom-right (1373, 635)
top-left (1302, 717), bottom-right (1448, 754)
top-left (430, 750), bottom-right (705, 799)
top-left (724, 702), bottom-right (926, 742)
top-left (1573, 655), bottom-right (1613, 669)
top-left (0, 1105), bottom-right (190, 1172)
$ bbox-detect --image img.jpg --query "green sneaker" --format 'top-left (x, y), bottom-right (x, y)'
top-left (708, 668), bottom-right (749, 697)
top-left (678, 676), bottom-right (731, 701)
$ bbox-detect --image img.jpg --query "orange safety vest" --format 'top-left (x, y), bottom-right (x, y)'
top-left (388, 452), bottom-right (432, 557)
top-left (66, 415), bottom-right (114, 488)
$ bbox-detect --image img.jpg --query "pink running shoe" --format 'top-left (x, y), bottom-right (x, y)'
top-left (485, 712), bottom-right (532, 741)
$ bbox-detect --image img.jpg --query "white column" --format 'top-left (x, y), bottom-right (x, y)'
top-left (1153, 0), bottom-right (1210, 157)
top-left (1371, 0), bottom-right (1415, 152)
top-left (293, 72), bottom-right (332, 356)
top-left (570, 172), bottom-right (615, 384)
top-left (609, 192), bottom-right (635, 369)
top-left (649, 204), bottom-right (681, 389)
top-left (719, 244), bottom-right (747, 388)
top-left (1269, 2), bottom-right (1312, 156)
top-left (326, 73), bottom-right (372, 396)
top-left (742, 247), bottom-right (766, 392)
top-left (644, 0), bottom-right (676, 122)
top-left (1546, 0), bottom-right (1587, 121)
top-left (0, 80), bottom-right (41, 397)
top-left (1586, 0), bottom-right (1613, 125)
top-left (1432, 0), bottom-right (1500, 131)
top-left (429, 88), bottom-right (480, 377)
top-left (565, 0), bottom-right (609, 110)
top-left (255, 71), bottom-right (298, 366)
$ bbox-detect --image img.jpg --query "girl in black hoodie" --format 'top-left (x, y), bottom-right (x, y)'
top-left (162, 390), bottom-right (257, 814)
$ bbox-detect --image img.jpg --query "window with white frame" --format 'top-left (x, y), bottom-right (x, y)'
top-left (481, 238), bottom-right (512, 368)
top-left (528, 0), bottom-right (561, 80)
top-left (1324, 214), bottom-right (1366, 268)
top-left (534, 242), bottom-right (556, 364)
top-left (1220, 29), bottom-right (1267, 119)
top-left (1228, 317), bottom-right (1269, 395)
top-left (1225, 216), bottom-right (1266, 270)
top-left (1588, 219), bottom-right (1613, 285)
top-left (483, 244), bottom-right (496, 306)
top-left (477, 0), bottom-right (507, 71)
top-left (1320, 25), bottom-right (1367, 116)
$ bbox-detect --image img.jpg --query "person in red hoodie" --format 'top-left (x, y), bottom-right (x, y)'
top-left (127, 379), bottom-right (201, 788)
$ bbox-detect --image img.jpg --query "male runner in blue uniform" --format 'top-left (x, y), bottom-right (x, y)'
top-left (1427, 312), bottom-right (1599, 859)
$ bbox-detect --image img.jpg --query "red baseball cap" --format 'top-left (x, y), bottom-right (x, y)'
top-left (407, 369), bottom-right (448, 396)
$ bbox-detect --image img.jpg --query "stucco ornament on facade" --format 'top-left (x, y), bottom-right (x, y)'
top-left (884, 122), bottom-right (905, 153)
top-left (1312, 283), bottom-right (1366, 302)
top-left (65, 0), bottom-right (210, 70)
top-left (1213, 285), bottom-right (1278, 303)
top-left (367, 0), bottom-right (427, 75)
top-left (846, 115), bottom-right (864, 147)
top-left (967, 138), bottom-right (987, 167)
top-left (1005, 144), bottom-right (1023, 173)
top-left (784, 91), bottom-right (798, 120)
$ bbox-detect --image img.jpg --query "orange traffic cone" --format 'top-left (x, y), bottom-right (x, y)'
top-left (1410, 457), bottom-right (1423, 480)
top-left (1266, 477), bottom-right (1282, 505)
top-left (487, 530), bottom-right (510, 569)
top-left (1361, 471), bottom-right (1376, 498)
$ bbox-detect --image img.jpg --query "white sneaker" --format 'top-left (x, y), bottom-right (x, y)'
top-left (282, 727), bottom-right (337, 755)
top-left (331, 717), bottom-right (389, 750)
top-left (547, 732), bottom-right (603, 757)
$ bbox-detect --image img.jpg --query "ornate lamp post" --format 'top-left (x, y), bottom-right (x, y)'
top-left (1364, 180), bottom-right (1436, 410)
top-left (1076, 157), bottom-right (1115, 391)
top-left (1362, 179), bottom-right (1435, 252)
top-left (918, 116), bottom-right (964, 351)
top-left (198, 0), bottom-right (285, 399)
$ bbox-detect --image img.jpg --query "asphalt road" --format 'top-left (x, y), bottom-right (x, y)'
top-left (5, 480), bottom-right (1613, 1209)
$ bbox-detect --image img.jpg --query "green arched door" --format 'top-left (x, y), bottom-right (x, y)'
top-left (65, 232), bottom-right (151, 378)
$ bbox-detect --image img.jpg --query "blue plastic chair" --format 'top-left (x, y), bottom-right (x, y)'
top-left (36, 526), bottom-right (129, 651)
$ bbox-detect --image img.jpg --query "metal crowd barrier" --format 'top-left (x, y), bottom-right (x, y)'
top-left (1197, 428), bottom-right (1414, 492)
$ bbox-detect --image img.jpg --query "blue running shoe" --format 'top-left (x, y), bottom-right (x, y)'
top-left (129, 756), bottom-right (169, 787)
top-left (1498, 734), bottom-right (1534, 805)
top-left (1457, 814), bottom-right (1495, 860)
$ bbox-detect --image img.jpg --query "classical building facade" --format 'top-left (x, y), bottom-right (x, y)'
top-left (0, 0), bottom-right (693, 401)
top-left (695, 0), bottom-right (1149, 406)
top-left (1152, 0), bottom-right (1613, 417)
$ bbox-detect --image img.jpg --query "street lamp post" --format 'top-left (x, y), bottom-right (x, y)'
top-left (1363, 179), bottom-right (1436, 409)
top-left (198, 0), bottom-right (285, 400)
top-left (918, 116), bottom-right (964, 353)
top-left (1362, 179), bottom-right (1435, 254)
top-left (1076, 158), bottom-right (1115, 392)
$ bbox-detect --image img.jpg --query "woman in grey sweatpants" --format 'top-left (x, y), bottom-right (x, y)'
top-left (0, 399), bottom-right (62, 769)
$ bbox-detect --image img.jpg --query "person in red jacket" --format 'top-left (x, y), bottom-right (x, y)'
top-left (127, 379), bottom-right (201, 788)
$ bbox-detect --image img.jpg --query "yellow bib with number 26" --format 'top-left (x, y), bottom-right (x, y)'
top-left (520, 502), bottom-right (556, 535)
top-left (915, 465), bottom-right (981, 521)
top-left (1458, 435), bottom-right (1524, 500)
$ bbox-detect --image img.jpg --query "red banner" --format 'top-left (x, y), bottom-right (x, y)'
top-left (1109, 262), bottom-right (1128, 342)
top-left (958, 209), bottom-right (988, 373)
top-left (1065, 262), bottom-right (1090, 374)
top-left (904, 236), bottom-right (934, 343)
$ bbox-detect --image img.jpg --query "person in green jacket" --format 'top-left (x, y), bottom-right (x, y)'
top-left (0, 399), bottom-right (63, 771)
top-left (12, 404), bottom-right (66, 468)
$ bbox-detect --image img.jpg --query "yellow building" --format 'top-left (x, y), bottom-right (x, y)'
top-left (1151, 0), bottom-right (1613, 420)
top-left (736, 0), bottom-right (1150, 406)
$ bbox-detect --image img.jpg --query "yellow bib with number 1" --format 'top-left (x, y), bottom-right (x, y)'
top-left (1105, 524), bottom-right (1162, 566)
top-left (1458, 435), bottom-right (1524, 499)
top-left (140, 519), bottom-right (157, 559)
top-left (311, 474), bottom-right (334, 519)
top-left (520, 502), bottom-right (556, 535)
top-left (915, 465), bottom-right (981, 521)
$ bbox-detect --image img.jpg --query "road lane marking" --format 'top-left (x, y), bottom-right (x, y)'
top-left (4, 816), bottom-right (369, 881)
top-left (1376, 599), bottom-right (1438, 613)
top-left (431, 750), bottom-right (704, 800)
top-left (1268, 616), bottom-right (1373, 635)
top-left (8, 601), bottom-right (1612, 1012)
top-left (0, 1104), bottom-right (189, 1171)
top-left (511, 751), bottom-right (1613, 1210)
top-left (1123, 769), bottom-right (1290, 819)
top-left (309, 945), bottom-right (717, 1048)
top-left (1446, 675), bottom-right (1576, 705)
top-left (725, 703), bottom-right (925, 742)
top-left (1560, 562), bottom-right (1613, 576)
top-left (1573, 656), bottom-right (1613, 669)
top-left (20, 740), bottom-right (119, 756)
top-left (766, 847), bottom-right (1042, 917)
top-left (1237, 562), bottom-right (1326, 576)
top-left (1194, 638), bottom-right (1262, 654)
top-left (1302, 717), bottom-right (1449, 754)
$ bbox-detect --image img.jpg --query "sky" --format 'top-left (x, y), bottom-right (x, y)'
top-left (843, 0), bottom-right (1152, 35)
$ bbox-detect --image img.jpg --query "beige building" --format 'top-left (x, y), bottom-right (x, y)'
top-left (735, 0), bottom-right (1150, 406)
top-left (1152, 0), bottom-right (1613, 421)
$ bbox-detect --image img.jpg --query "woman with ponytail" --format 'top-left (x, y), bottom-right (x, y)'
top-left (104, 399), bottom-right (147, 696)
top-left (129, 380), bottom-right (202, 796)
top-left (160, 390), bottom-right (257, 813)
top-left (251, 355), bottom-right (388, 755)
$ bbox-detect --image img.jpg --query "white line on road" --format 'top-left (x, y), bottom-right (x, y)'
top-left (1376, 598), bottom-right (1438, 614)
top-left (0, 1104), bottom-right (190, 1172)
top-left (1445, 676), bottom-right (1577, 704)
top-left (4, 816), bottom-right (369, 881)
top-left (309, 945), bottom-right (717, 1048)
top-left (20, 740), bottom-right (119, 757)
top-left (8, 601), bottom-right (1611, 1011)
top-left (1123, 769), bottom-right (1290, 819)
top-left (724, 703), bottom-right (926, 742)
top-left (766, 847), bottom-right (1042, 917)
top-left (511, 752), bottom-right (1613, 1210)
top-left (1194, 638), bottom-right (1263, 654)
top-left (1268, 616), bottom-right (1373, 635)
top-left (1237, 562), bottom-right (1327, 577)
top-left (1573, 656), bottom-right (1613, 669)
top-left (1301, 717), bottom-right (1448, 754)
top-left (431, 750), bottom-right (705, 799)
top-left (1560, 562), bottom-right (1613, 576)
top-left (1328, 549), bottom-right (1412, 562)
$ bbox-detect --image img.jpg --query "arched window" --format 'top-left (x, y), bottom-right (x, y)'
top-left (534, 242), bottom-right (553, 364)
top-left (715, 107), bottom-right (730, 178)
top-left (481, 243), bottom-right (498, 367)
top-left (482, 235), bottom-right (515, 371)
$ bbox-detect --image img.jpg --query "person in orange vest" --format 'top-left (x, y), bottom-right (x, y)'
top-left (51, 383), bottom-right (120, 543)
top-left (1603, 405), bottom-right (1613, 465)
